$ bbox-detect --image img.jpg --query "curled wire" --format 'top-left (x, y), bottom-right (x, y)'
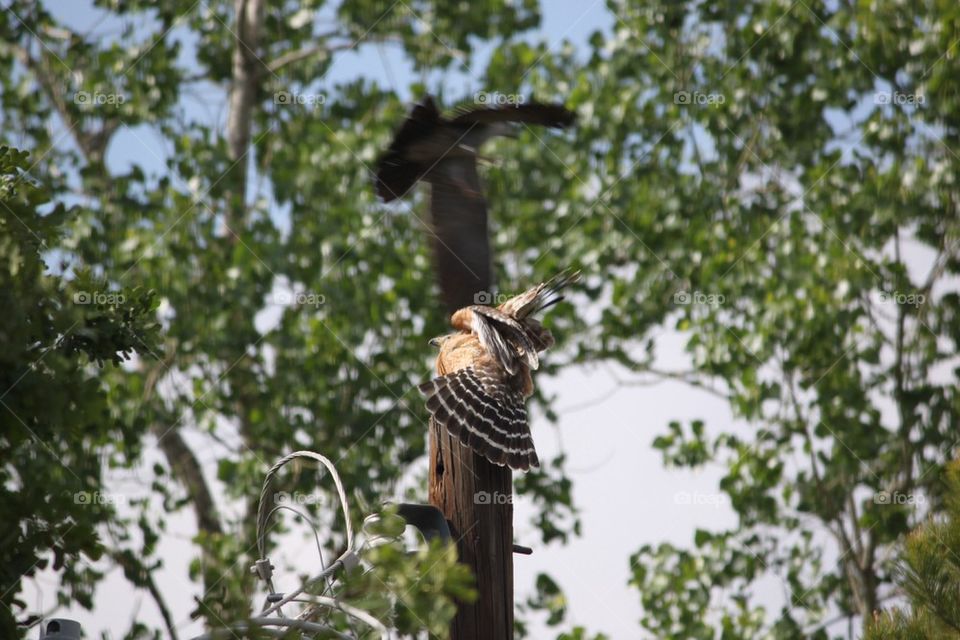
top-left (249, 450), bottom-right (381, 638)
top-left (187, 451), bottom-right (394, 639)
top-left (256, 450), bottom-right (354, 559)
top-left (189, 617), bottom-right (353, 640)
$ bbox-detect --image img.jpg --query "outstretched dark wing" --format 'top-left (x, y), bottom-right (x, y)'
top-left (378, 98), bottom-right (576, 316)
top-left (375, 96), bottom-right (442, 202)
top-left (428, 155), bottom-right (491, 313)
top-left (419, 364), bottom-right (539, 471)
top-left (451, 102), bottom-right (576, 128)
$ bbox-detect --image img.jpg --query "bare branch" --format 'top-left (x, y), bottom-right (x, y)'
top-left (6, 40), bottom-right (117, 166)
top-left (614, 365), bottom-right (731, 401)
top-left (142, 345), bottom-right (223, 536)
top-left (110, 549), bottom-right (180, 640)
top-left (266, 30), bottom-right (344, 73)
top-left (267, 34), bottom-right (404, 74)
top-left (153, 424), bottom-right (224, 535)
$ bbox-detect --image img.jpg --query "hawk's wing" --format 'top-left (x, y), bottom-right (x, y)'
top-left (429, 156), bottom-right (492, 313)
top-left (451, 102), bottom-right (576, 128)
top-left (375, 97), bottom-right (441, 202)
top-left (419, 363), bottom-right (539, 471)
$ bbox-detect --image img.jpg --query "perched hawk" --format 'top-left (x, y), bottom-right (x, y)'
top-left (418, 271), bottom-right (580, 470)
top-left (375, 96), bottom-right (576, 313)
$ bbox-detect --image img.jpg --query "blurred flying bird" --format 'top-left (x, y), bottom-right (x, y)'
top-left (419, 270), bottom-right (580, 471)
top-left (375, 95), bottom-right (576, 313)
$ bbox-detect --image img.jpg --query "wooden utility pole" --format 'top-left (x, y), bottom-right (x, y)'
top-left (429, 417), bottom-right (514, 639)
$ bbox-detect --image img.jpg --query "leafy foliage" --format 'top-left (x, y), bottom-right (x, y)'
top-left (1, 0), bottom-right (577, 637)
top-left (0, 145), bottom-right (159, 634)
top-left (1, 0), bottom-right (958, 637)
top-left (865, 459), bottom-right (960, 640)
top-left (336, 506), bottom-right (476, 636)
top-left (482, 0), bottom-right (958, 635)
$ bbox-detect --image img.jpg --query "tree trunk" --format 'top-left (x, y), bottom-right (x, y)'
top-left (225, 0), bottom-right (263, 234)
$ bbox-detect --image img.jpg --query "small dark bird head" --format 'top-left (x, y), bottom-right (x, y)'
top-left (429, 334), bottom-right (453, 348)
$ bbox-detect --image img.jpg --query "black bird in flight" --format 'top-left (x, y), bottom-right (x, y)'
top-left (375, 95), bottom-right (576, 313)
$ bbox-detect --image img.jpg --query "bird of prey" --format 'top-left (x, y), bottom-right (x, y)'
top-left (418, 270), bottom-right (580, 471)
top-left (375, 96), bottom-right (576, 313)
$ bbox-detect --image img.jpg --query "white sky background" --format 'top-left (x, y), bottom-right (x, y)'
top-left (21, 1), bottom-right (951, 638)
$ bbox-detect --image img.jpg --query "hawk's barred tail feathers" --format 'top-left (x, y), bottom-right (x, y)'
top-left (536, 269), bottom-right (581, 314)
top-left (418, 367), bottom-right (540, 471)
top-left (500, 269), bottom-right (581, 320)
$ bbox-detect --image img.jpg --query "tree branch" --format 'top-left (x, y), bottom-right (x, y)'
top-left (110, 549), bottom-right (180, 640)
top-left (7, 41), bottom-right (117, 166)
top-left (893, 229), bottom-right (915, 495)
top-left (142, 345), bottom-right (224, 537)
top-left (611, 361), bottom-right (732, 401)
top-left (152, 424), bottom-right (223, 535)
top-left (267, 34), bottom-right (406, 74)
top-left (266, 30), bottom-right (346, 73)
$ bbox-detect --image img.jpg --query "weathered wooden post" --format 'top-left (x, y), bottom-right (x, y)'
top-left (429, 419), bottom-right (514, 639)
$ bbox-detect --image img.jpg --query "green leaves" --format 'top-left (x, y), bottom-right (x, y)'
top-left (500, 0), bottom-right (960, 636)
top-left (526, 573), bottom-right (566, 626)
top-left (2, 0), bottom-right (958, 637)
top-left (2, 1), bottom-right (587, 636)
top-left (336, 0), bottom-right (540, 71)
top-left (515, 453), bottom-right (581, 544)
top-left (327, 505), bottom-right (476, 637)
top-left (653, 420), bottom-right (712, 468)
top-left (865, 459), bottom-right (960, 640)
top-left (0, 145), bottom-right (160, 636)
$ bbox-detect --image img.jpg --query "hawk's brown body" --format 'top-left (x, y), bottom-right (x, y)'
top-left (435, 333), bottom-right (535, 399)
top-left (419, 271), bottom-right (579, 470)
